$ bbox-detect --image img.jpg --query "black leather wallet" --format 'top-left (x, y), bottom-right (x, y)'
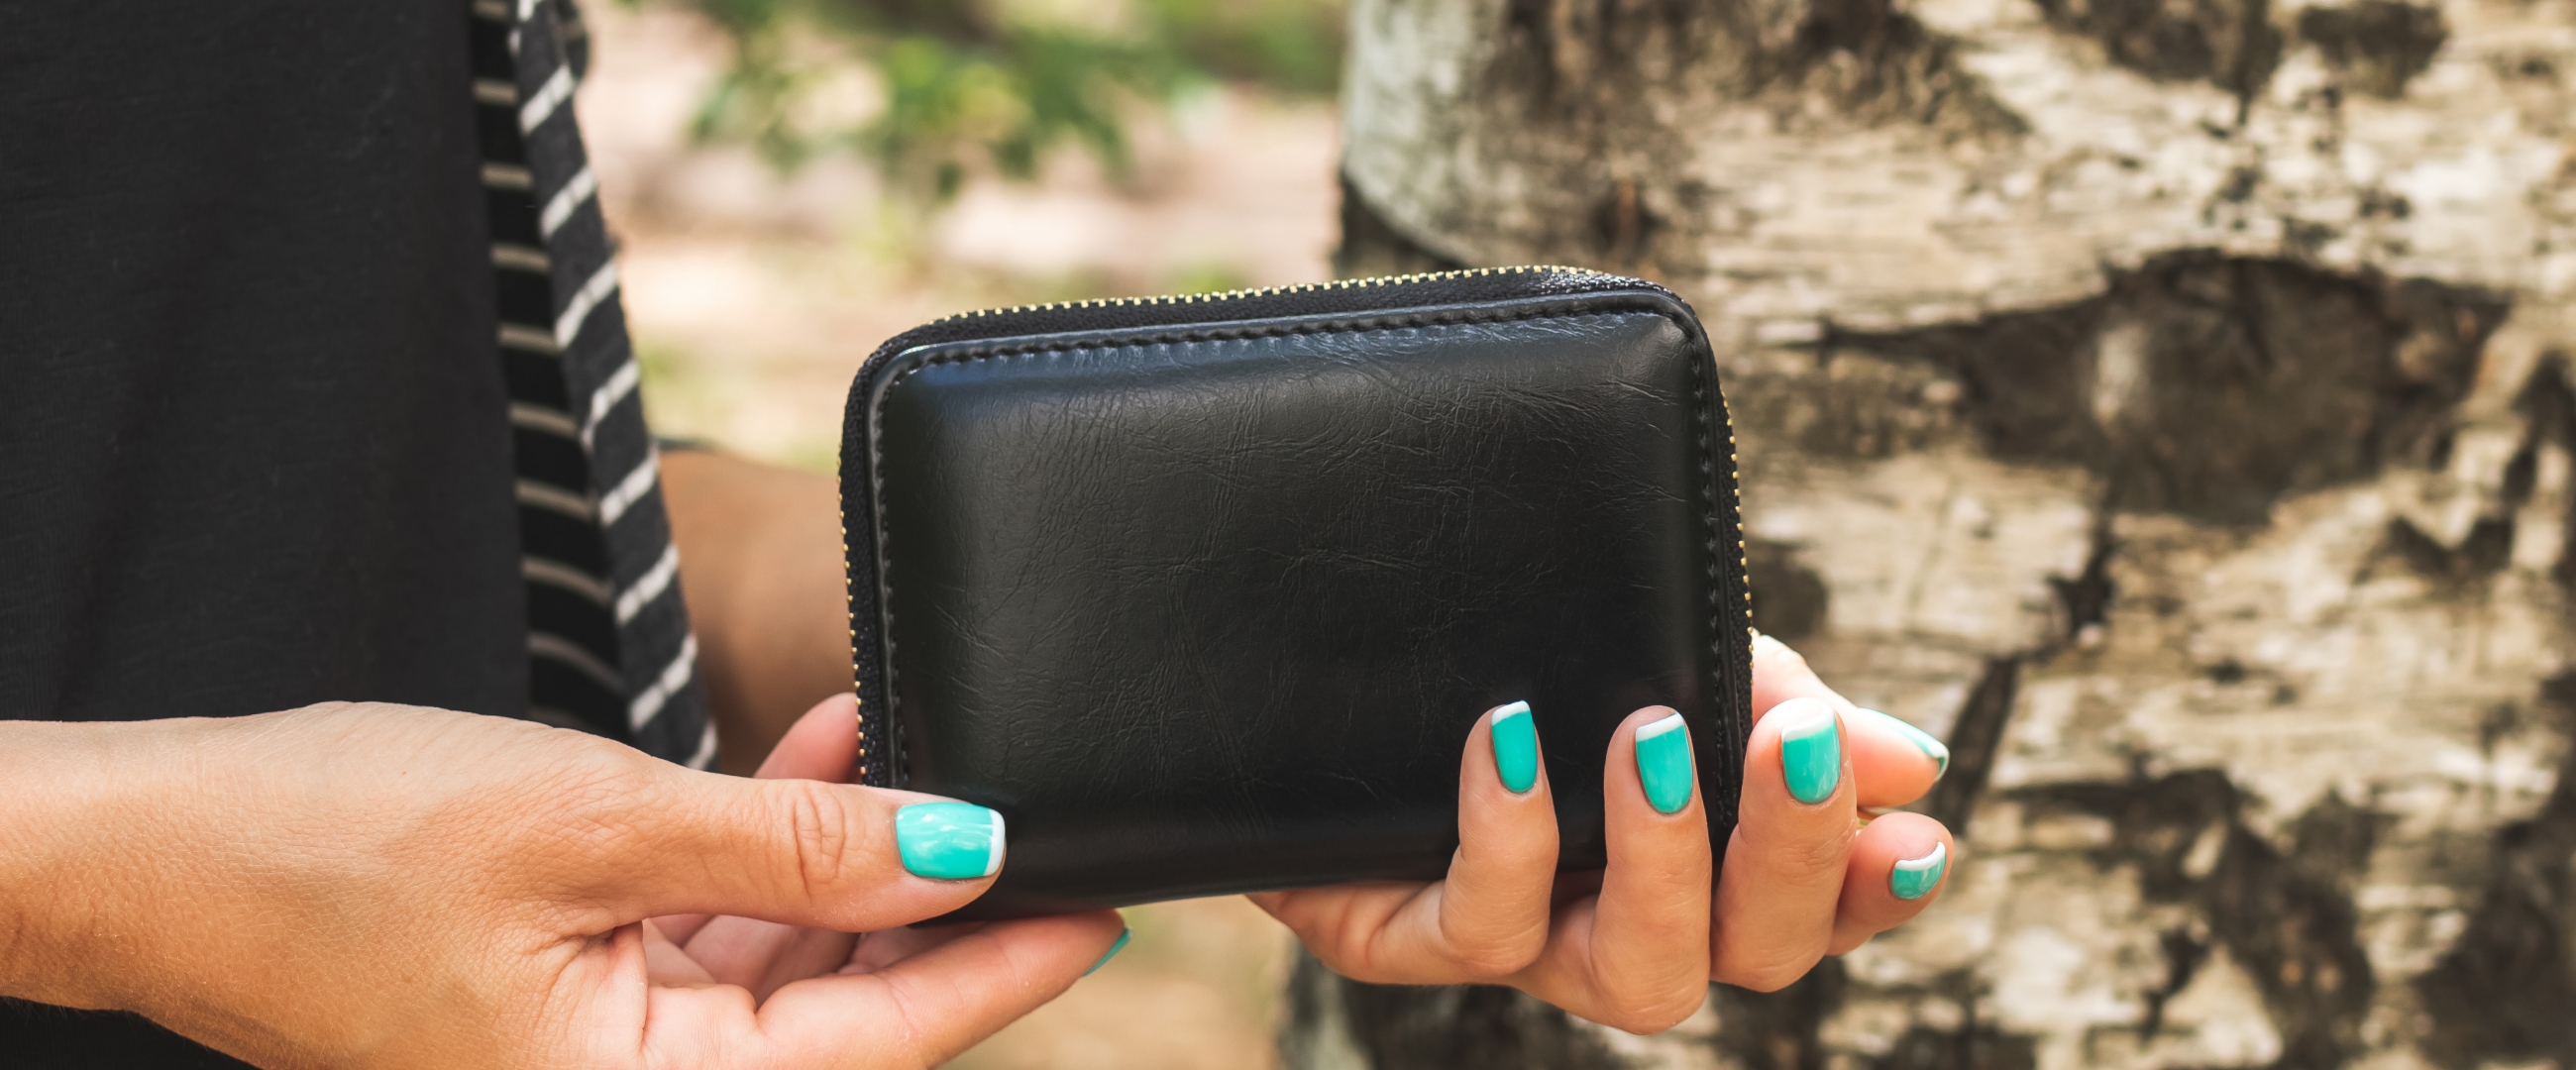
top-left (839, 267), bottom-right (1753, 917)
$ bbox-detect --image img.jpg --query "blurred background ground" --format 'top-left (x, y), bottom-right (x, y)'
top-left (565, 0), bottom-right (2576, 1065)
top-left (576, 1), bottom-right (1326, 1064)
top-left (579, 0), bottom-right (1340, 471)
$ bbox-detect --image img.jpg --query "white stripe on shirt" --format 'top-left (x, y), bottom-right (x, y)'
top-left (514, 479), bottom-right (596, 521)
top-left (530, 632), bottom-right (621, 691)
top-left (517, 65), bottom-right (575, 134)
top-left (684, 720), bottom-right (720, 770)
top-left (580, 357), bottom-right (640, 447)
top-left (628, 634), bottom-right (698, 730)
top-left (498, 322), bottom-right (561, 356)
top-left (553, 261), bottom-right (617, 349)
top-left (597, 449), bottom-right (658, 525)
top-left (614, 543), bottom-right (681, 624)
top-left (491, 243), bottom-right (550, 273)
top-left (481, 161), bottom-right (532, 190)
top-left (508, 402), bottom-right (580, 439)
top-left (539, 165), bottom-right (597, 239)
top-left (524, 556), bottom-right (612, 605)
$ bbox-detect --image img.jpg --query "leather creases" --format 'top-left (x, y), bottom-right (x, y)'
top-left (840, 272), bottom-right (1753, 917)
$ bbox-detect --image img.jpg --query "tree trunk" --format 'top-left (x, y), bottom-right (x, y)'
top-left (1284, 0), bottom-right (2576, 1066)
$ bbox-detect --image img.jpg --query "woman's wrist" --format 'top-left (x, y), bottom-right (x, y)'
top-left (0, 717), bottom-right (192, 1011)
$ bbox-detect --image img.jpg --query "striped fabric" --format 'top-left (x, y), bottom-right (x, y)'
top-left (470, 0), bottom-right (715, 769)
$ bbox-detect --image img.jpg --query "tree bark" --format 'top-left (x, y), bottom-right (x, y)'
top-left (1288, 0), bottom-right (2576, 1066)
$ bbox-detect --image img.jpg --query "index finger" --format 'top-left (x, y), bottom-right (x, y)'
top-left (637, 910), bottom-right (1127, 1068)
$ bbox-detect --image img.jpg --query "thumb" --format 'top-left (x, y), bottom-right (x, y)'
top-left (586, 763), bottom-right (1006, 931)
top-left (652, 692), bottom-right (869, 945)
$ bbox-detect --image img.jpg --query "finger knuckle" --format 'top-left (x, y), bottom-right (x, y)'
top-left (1482, 837), bottom-right (1558, 874)
top-left (1718, 952), bottom-right (1823, 994)
top-left (443, 737), bottom-right (654, 919)
top-left (872, 972), bottom-right (953, 1070)
top-left (776, 782), bottom-right (858, 901)
top-left (1450, 932), bottom-right (1546, 979)
top-left (1794, 828), bottom-right (1859, 874)
top-left (1745, 821), bottom-right (1856, 878)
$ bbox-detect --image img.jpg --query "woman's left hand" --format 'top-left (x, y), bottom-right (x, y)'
top-left (1251, 632), bottom-right (1955, 1033)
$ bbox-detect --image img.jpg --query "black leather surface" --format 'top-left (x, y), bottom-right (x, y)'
top-left (855, 291), bottom-right (1750, 915)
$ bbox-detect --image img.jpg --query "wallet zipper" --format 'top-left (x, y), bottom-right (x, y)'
top-left (840, 266), bottom-right (1751, 789)
top-left (929, 265), bottom-right (1609, 325)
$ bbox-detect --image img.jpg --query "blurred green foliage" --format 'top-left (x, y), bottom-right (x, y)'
top-left (655, 0), bottom-right (1342, 197)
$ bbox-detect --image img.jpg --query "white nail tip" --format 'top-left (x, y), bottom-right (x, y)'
top-left (1893, 842), bottom-right (1948, 874)
top-left (1636, 712), bottom-right (1686, 741)
top-left (983, 810), bottom-right (1008, 878)
top-left (1776, 700), bottom-right (1838, 740)
top-left (1494, 700), bottom-right (1532, 722)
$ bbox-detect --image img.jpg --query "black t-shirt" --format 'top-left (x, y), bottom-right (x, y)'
top-left (4, 4), bottom-right (525, 1064)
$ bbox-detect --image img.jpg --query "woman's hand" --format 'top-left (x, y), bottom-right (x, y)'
top-left (1252, 632), bottom-right (1956, 1033)
top-left (0, 698), bottom-right (1123, 1069)
top-left (639, 696), bottom-right (1140, 1020)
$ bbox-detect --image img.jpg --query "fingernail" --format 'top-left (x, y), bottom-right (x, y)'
top-left (1778, 702), bottom-right (1843, 804)
top-left (1086, 926), bottom-right (1132, 976)
top-left (1854, 707), bottom-right (1949, 781)
top-left (1491, 701), bottom-right (1540, 795)
top-left (1890, 842), bottom-right (1949, 900)
top-left (1633, 712), bottom-right (1695, 815)
top-left (895, 802), bottom-right (1005, 881)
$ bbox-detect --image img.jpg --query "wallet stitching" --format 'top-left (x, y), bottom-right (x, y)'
top-left (1684, 315), bottom-right (1723, 803)
top-left (1684, 313), bottom-right (1737, 831)
top-left (869, 298), bottom-right (1720, 788)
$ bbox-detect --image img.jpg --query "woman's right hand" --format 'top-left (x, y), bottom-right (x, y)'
top-left (0, 699), bottom-right (1124, 1069)
top-left (1253, 632), bottom-right (1957, 1033)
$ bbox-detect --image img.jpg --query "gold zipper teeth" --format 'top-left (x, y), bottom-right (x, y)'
top-left (929, 265), bottom-right (1610, 325)
top-left (840, 520), bottom-right (870, 782)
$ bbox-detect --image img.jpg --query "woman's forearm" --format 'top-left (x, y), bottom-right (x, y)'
top-left (661, 449), bottom-right (856, 774)
top-left (0, 717), bottom-right (170, 1012)
top-left (0, 700), bottom-right (1092, 1068)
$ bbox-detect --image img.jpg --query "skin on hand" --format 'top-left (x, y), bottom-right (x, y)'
top-left (1750, 631), bottom-right (1951, 812)
top-left (0, 697), bottom-right (1123, 1070)
top-left (1253, 631), bottom-right (1957, 1033)
top-left (664, 451), bottom-right (1957, 1033)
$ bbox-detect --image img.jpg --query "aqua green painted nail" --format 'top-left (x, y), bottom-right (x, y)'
top-left (1855, 707), bottom-right (1950, 781)
top-left (1890, 842), bottom-right (1948, 900)
top-left (1634, 712), bottom-right (1695, 815)
top-left (895, 802), bottom-right (1005, 881)
top-left (1086, 927), bottom-right (1132, 976)
top-left (1491, 701), bottom-right (1540, 794)
top-left (1779, 704), bottom-right (1843, 804)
